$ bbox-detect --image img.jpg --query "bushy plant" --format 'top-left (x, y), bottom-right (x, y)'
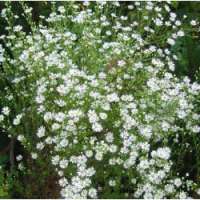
top-left (1, 1), bottom-right (200, 198)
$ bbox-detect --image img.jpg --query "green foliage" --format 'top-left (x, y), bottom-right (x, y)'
top-left (0, 167), bottom-right (10, 198)
top-left (172, 36), bottom-right (200, 80)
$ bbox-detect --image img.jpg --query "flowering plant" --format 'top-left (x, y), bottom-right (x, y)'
top-left (1, 1), bottom-right (200, 198)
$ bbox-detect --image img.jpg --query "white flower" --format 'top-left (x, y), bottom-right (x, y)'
top-left (165, 184), bottom-right (175, 193)
top-left (73, 12), bottom-right (86, 24)
top-left (177, 110), bottom-right (187, 119)
top-left (13, 114), bottom-right (23, 125)
top-left (45, 136), bottom-right (53, 144)
top-left (105, 132), bottom-right (114, 143)
top-left (36, 142), bottom-right (44, 150)
top-left (2, 106), bottom-right (10, 116)
top-left (95, 153), bottom-right (103, 161)
top-left (106, 30), bottom-right (112, 36)
top-left (52, 155), bottom-right (60, 165)
top-left (139, 126), bottom-right (152, 139)
top-left (36, 126), bottom-right (45, 138)
top-left (196, 188), bottom-right (200, 195)
top-left (117, 60), bottom-right (126, 67)
top-left (16, 154), bottom-right (23, 161)
top-left (179, 192), bottom-right (187, 199)
top-left (151, 147), bottom-right (171, 160)
top-left (192, 125), bottom-right (200, 133)
top-left (24, 7), bottom-right (32, 14)
top-left (155, 18), bottom-right (163, 26)
top-left (55, 112), bottom-right (65, 122)
top-left (58, 170), bottom-right (64, 177)
top-left (19, 51), bottom-right (29, 62)
top-left (121, 95), bottom-right (134, 102)
top-left (190, 20), bottom-right (197, 26)
top-left (31, 152), bottom-right (38, 159)
top-left (44, 112), bottom-right (53, 122)
top-left (83, 1), bottom-right (90, 6)
top-left (85, 150), bottom-right (93, 158)
top-left (92, 123), bottom-right (103, 132)
top-left (88, 110), bottom-right (99, 123)
top-left (52, 123), bottom-right (61, 131)
top-left (18, 163), bottom-right (24, 170)
top-left (147, 78), bottom-right (160, 92)
top-left (128, 5), bottom-right (134, 10)
top-left (59, 177), bottom-right (68, 187)
top-left (56, 84), bottom-right (69, 96)
top-left (177, 30), bottom-right (184, 37)
top-left (174, 178), bottom-right (182, 187)
top-left (59, 159), bottom-right (68, 169)
top-left (60, 139), bottom-right (68, 147)
top-left (17, 135), bottom-right (25, 142)
top-left (54, 99), bottom-right (66, 107)
top-left (109, 180), bottom-right (116, 186)
top-left (88, 188), bottom-right (97, 198)
top-left (109, 144), bottom-right (117, 153)
top-left (167, 38), bottom-right (175, 46)
top-left (161, 121), bottom-right (170, 132)
top-left (58, 6), bottom-right (65, 13)
top-left (13, 25), bottom-right (22, 32)
top-left (0, 114), bottom-right (4, 122)
top-left (175, 20), bottom-right (181, 26)
top-left (99, 112), bottom-right (107, 120)
top-left (68, 109), bottom-right (83, 119)
top-left (36, 95), bottom-right (45, 104)
top-left (107, 93), bottom-right (119, 103)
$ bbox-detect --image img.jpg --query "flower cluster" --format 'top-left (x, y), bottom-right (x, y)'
top-left (1, 1), bottom-right (200, 198)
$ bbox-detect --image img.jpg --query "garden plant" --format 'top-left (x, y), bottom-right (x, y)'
top-left (1, 1), bottom-right (200, 199)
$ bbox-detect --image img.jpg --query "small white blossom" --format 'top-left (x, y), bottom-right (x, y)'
top-left (13, 114), bottom-right (23, 125)
top-left (31, 152), bottom-right (38, 159)
top-left (36, 126), bottom-right (45, 138)
top-left (16, 154), bottom-right (23, 161)
top-left (2, 107), bottom-right (10, 116)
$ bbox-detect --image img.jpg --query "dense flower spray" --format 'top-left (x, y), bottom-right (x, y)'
top-left (1, 1), bottom-right (200, 198)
